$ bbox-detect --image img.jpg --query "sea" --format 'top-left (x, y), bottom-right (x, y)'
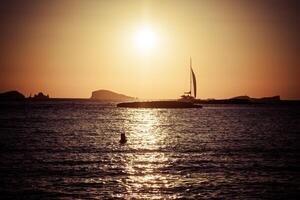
top-left (0, 101), bottom-right (299, 199)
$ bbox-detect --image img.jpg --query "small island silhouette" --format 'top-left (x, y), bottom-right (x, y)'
top-left (90, 89), bottom-right (136, 102)
top-left (28, 92), bottom-right (50, 100)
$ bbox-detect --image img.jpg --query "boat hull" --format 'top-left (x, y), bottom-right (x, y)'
top-left (117, 101), bottom-right (203, 108)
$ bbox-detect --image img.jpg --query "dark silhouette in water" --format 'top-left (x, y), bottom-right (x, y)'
top-left (119, 133), bottom-right (127, 144)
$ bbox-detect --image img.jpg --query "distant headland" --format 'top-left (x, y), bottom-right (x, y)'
top-left (0, 91), bottom-right (25, 101)
top-left (197, 95), bottom-right (282, 104)
top-left (0, 90), bottom-right (299, 105)
top-left (0, 91), bottom-right (49, 101)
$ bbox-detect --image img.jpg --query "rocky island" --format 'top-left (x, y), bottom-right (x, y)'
top-left (90, 89), bottom-right (136, 102)
top-left (29, 92), bottom-right (50, 100)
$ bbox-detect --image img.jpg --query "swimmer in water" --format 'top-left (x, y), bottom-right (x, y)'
top-left (119, 133), bottom-right (127, 144)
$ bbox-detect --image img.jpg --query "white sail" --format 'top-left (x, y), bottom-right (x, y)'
top-left (190, 57), bottom-right (197, 98)
top-left (191, 67), bottom-right (197, 98)
top-left (180, 57), bottom-right (197, 101)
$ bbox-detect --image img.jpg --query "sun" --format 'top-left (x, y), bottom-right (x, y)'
top-left (133, 26), bottom-right (157, 53)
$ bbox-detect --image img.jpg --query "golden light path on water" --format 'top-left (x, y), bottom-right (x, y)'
top-left (115, 109), bottom-right (208, 199)
top-left (122, 109), bottom-right (170, 199)
top-left (127, 109), bottom-right (162, 149)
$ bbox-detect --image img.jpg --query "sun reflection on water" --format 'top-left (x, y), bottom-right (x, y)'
top-left (125, 109), bottom-right (165, 150)
top-left (120, 109), bottom-right (173, 199)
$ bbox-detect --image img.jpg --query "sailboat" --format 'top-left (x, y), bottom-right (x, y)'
top-left (117, 58), bottom-right (202, 108)
top-left (180, 57), bottom-right (197, 102)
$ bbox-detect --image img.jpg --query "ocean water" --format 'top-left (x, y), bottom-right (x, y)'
top-left (0, 101), bottom-right (299, 199)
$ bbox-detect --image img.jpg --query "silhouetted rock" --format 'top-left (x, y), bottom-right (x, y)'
top-left (91, 90), bottom-right (135, 101)
top-left (29, 92), bottom-right (50, 100)
top-left (0, 91), bottom-right (25, 101)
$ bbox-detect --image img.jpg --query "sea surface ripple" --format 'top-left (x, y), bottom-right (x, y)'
top-left (0, 101), bottom-right (299, 199)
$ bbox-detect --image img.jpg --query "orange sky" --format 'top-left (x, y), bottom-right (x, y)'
top-left (0, 0), bottom-right (299, 99)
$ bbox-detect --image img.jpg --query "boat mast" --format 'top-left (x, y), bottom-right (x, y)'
top-left (190, 57), bottom-right (192, 97)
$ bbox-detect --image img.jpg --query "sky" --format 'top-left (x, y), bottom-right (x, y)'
top-left (0, 0), bottom-right (299, 99)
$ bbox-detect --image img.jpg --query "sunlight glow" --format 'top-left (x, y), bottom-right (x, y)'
top-left (133, 26), bottom-right (157, 53)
